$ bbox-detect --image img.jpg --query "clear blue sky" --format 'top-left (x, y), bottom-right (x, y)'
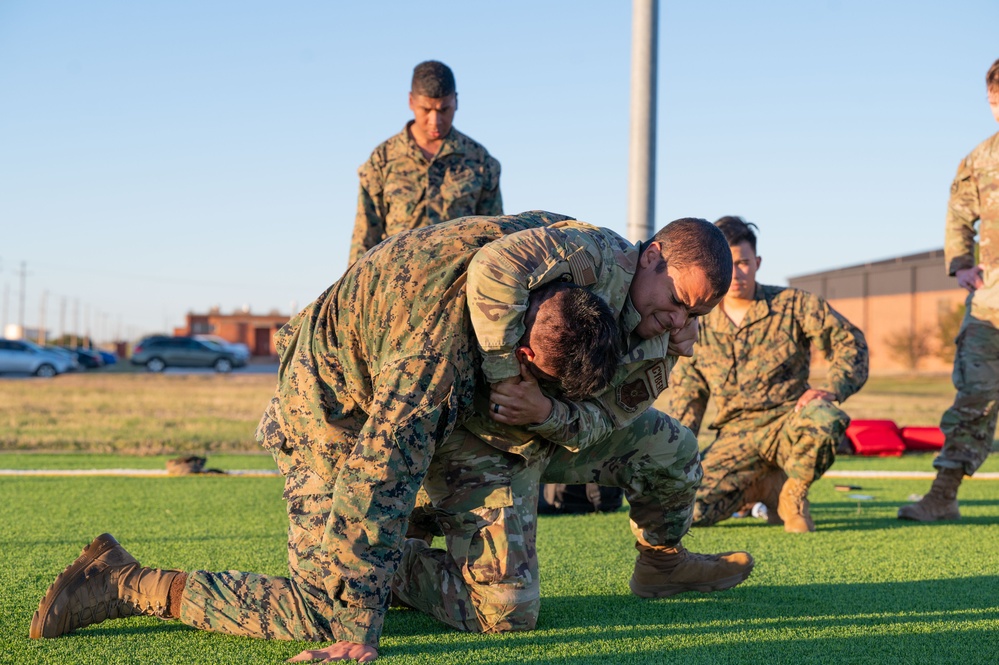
top-left (2, 1), bottom-right (997, 341)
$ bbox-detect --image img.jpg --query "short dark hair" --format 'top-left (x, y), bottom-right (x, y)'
top-left (650, 218), bottom-right (733, 300)
top-left (715, 216), bottom-right (759, 254)
top-left (525, 283), bottom-right (621, 400)
top-left (987, 58), bottom-right (999, 93)
top-left (411, 60), bottom-right (456, 98)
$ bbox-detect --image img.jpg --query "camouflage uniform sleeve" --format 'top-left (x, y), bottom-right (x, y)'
top-left (658, 356), bottom-right (710, 435)
top-left (530, 356), bottom-right (676, 451)
top-left (348, 155), bottom-right (387, 265)
top-left (475, 155), bottom-right (503, 216)
top-left (796, 291), bottom-right (869, 402)
top-left (324, 355), bottom-right (459, 646)
top-left (466, 223), bottom-right (605, 382)
top-left (944, 154), bottom-right (980, 275)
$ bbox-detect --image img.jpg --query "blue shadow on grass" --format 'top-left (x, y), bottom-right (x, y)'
top-left (377, 576), bottom-right (999, 661)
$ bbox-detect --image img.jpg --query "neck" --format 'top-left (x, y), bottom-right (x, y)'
top-left (408, 124), bottom-right (445, 159)
top-left (720, 288), bottom-right (756, 326)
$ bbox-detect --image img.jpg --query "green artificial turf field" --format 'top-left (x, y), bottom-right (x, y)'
top-left (2, 455), bottom-right (998, 665)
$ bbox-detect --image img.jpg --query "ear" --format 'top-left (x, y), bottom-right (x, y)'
top-left (755, 255), bottom-right (762, 270)
top-left (639, 241), bottom-right (662, 269)
top-left (408, 92), bottom-right (416, 111)
top-left (515, 346), bottom-right (536, 363)
top-left (454, 92), bottom-right (459, 112)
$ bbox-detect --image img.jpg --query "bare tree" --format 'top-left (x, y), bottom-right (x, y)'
top-left (884, 326), bottom-right (935, 371)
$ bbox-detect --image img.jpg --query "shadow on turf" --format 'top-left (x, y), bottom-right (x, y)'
top-left (810, 498), bottom-right (999, 531)
top-left (380, 576), bottom-right (999, 661)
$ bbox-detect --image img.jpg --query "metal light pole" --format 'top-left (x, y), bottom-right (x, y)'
top-left (626, 0), bottom-right (659, 243)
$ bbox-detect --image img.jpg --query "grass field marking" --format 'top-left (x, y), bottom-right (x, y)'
top-left (824, 470), bottom-right (999, 480)
top-left (0, 468), bottom-right (280, 476)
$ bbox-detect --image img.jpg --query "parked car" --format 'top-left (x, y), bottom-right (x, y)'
top-left (44, 346), bottom-right (82, 372)
top-left (69, 347), bottom-right (105, 370)
top-left (131, 336), bottom-right (246, 373)
top-left (96, 349), bottom-right (118, 365)
top-left (193, 335), bottom-right (251, 363)
top-left (0, 339), bottom-right (75, 377)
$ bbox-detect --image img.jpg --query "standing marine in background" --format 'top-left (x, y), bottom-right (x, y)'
top-left (660, 216), bottom-right (869, 533)
top-left (899, 57), bottom-right (999, 522)
top-left (348, 60), bottom-right (503, 264)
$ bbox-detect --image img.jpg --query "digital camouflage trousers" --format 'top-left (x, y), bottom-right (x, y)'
top-left (692, 398), bottom-right (848, 526)
top-left (176, 409), bottom-right (701, 641)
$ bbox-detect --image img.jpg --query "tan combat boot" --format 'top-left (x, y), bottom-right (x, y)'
top-left (629, 542), bottom-right (754, 598)
top-left (777, 478), bottom-right (815, 533)
top-left (30, 533), bottom-right (183, 639)
top-left (897, 468), bottom-right (963, 522)
top-left (742, 468), bottom-right (788, 526)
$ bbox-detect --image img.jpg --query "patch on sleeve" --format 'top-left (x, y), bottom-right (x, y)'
top-left (567, 251), bottom-right (597, 286)
top-left (645, 362), bottom-right (668, 397)
top-left (616, 378), bottom-right (651, 413)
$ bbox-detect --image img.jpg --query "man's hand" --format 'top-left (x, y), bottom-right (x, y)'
top-left (489, 362), bottom-right (553, 425)
top-left (667, 318), bottom-right (699, 357)
top-left (956, 265), bottom-right (985, 293)
top-left (287, 642), bottom-right (377, 663)
top-left (795, 388), bottom-right (837, 412)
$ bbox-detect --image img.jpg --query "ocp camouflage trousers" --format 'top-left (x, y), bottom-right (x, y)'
top-left (692, 399), bottom-right (848, 526)
top-left (391, 408), bottom-right (702, 634)
top-left (937, 322), bottom-right (999, 475)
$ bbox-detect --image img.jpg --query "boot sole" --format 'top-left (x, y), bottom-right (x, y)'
top-left (897, 512), bottom-right (961, 522)
top-left (29, 533), bottom-right (121, 639)
top-left (629, 560), bottom-right (755, 599)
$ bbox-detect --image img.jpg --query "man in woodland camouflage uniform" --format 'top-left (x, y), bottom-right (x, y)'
top-left (661, 217), bottom-right (868, 533)
top-left (32, 212), bottom-right (755, 661)
top-left (29, 211), bottom-right (620, 664)
top-left (899, 58), bottom-right (999, 522)
top-left (348, 60), bottom-right (502, 264)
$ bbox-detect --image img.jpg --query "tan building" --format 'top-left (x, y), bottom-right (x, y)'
top-left (173, 307), bottom-right (289, 357)
top-left (788, 249), bottom-right (966, 374)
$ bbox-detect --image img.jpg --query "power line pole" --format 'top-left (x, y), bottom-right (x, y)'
top-left (37, 290), bottom-right (48, 345)
top-left (17, 261), bottom-right (28, 338)
top-left (627, 0), bottom-right (659, 243)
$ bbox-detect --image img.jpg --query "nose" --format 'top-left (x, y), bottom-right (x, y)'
top-left (670, 310), bottom-right (688, 331)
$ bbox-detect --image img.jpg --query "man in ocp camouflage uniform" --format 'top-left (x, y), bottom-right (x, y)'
top-left (661, 217), bottom-right (868, 533)
top-left (348, 60), bottom-right (502, 264)
top-left (29, 211), bottom-right (621, 664)
top-left (389, 216), bottom-right (755, 638)
top-left (899, 58), bottom-right (999, 522)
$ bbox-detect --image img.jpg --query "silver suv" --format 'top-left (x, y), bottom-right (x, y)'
top-left (131, 336), bottom-right (245, 373)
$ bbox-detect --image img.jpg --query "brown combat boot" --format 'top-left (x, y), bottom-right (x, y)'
top-left (30, 533), bottom-right (183, 639)
top-left (777, 478), bottom-right (815, 533)
top-left (742, 468), bottom-right (788, 525)
top-left (897, 468), bottom-right (963, 522)
top-left (629, 542), bottom-right (754, 598)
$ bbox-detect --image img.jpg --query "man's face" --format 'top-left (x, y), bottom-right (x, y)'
top-left (629, 242), bottom-right (721, 340)
top-left (989, 89), bottom-right (999, 124)
top-left (409, 92), bottom-right (457, 143)
top-left (728, 240), bottom-right (761, 300)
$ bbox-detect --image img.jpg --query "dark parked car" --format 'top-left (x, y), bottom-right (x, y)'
top-left (70, 347), bottom-right (105, 370)
top-left (131, 336), bottom-right (246, 373)
top-left (96, 349), bottom-right (118, 365)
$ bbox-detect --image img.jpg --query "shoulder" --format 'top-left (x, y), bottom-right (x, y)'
top-left (451, 128), bottom-right (499, 163)
top-left (364, 127), bottom-right (411, 167)
top-left (961, 130), bottom-right (999, 172)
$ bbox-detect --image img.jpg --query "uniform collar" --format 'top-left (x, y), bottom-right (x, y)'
top-left (708, 282), bottom-right (772, 331)
top-left (401, 121), bottom-right (464, 162)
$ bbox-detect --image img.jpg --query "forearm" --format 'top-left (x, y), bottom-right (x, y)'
top-left (529, 397), bottom-right (615, 452)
